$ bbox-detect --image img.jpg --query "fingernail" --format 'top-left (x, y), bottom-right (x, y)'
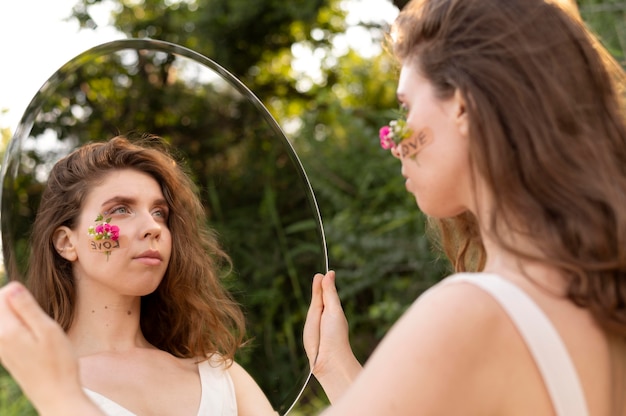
top-left (9, 284), bottom-right (25, 298)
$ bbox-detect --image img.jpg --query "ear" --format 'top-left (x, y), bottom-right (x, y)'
top-left (52, 226), bottom-right (78, 262)
top-left (453, 89), bottom-right (469, 138)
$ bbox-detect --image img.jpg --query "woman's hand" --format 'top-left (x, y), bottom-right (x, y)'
top-left (0, 282), bottom-right (103, 416)
top-left (303, 271), bottom-right (362, 403)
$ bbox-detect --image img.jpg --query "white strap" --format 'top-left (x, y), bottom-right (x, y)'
top-left (447, 273), bottom-right (589, 416)
top-left (82, 389), bottom-right (137, 416)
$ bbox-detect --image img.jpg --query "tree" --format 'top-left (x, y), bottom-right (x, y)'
top-left (580, 0), bottom-right (626, 64)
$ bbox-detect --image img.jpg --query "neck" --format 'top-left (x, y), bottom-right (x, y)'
top-left (480, 230), bottom-right (569, 296)
top-left (67, 282), bottom-right (150, 355)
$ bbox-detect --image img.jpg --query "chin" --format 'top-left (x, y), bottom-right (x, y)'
top-left (128, 276), bottom-right (165, 297)
top-left (416, 200), bottom-right (467, 219)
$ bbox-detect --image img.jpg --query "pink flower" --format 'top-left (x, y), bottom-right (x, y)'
top-left (379, 111), bottom-right (411, 150)
top-left (87, 214), bottom-right (121, 260)
top-left (379, 126), bottom-right (395, 149)
top-left (110, 225), bottom-right (120, 241)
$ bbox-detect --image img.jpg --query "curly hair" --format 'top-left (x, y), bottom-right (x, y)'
top-left (392, 0), bottom-right (626, 336)
top-left (26, 135), bottom-right (245, 363)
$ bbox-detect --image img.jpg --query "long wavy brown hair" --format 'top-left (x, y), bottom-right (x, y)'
top-left (392, 0), bottom-right (626, 336)
top-left (26, 135), bottom-right (245, 363)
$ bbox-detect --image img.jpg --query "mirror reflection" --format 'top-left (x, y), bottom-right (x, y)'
top-left (0, 39), bottom-right (327, 415)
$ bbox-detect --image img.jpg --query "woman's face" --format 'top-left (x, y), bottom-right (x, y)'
top-left (57, 168), bottom-right (172, 297)
top-left (393, 62), bottom-right (474, 218)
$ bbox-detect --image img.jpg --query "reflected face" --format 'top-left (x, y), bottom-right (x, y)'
top-left (394, 63), bottom-right (473, 218)
top-left (68, 169), bottom-right (172, 296)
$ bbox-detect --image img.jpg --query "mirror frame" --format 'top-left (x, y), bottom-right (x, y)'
top-left (0, 38), bottom-right (328, 414)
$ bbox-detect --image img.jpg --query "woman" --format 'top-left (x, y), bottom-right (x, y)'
top-left (305, 0), bottom-right (626, 415)
top-left (0, 135), bottom-right (276, 415)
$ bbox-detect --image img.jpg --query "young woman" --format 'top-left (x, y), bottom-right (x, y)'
top-left (305, 0), bottom-right (626, 415)
top-left (0, 135), bottom-right (277, 416)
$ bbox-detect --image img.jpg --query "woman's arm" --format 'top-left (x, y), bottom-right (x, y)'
top-left (0, 282), bottom-right (104, 416)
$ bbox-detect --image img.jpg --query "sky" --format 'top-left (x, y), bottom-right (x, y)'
top-left (0, 0), bottom-right (398, 134)
top-left (0, 0), bottom-right (123, 133)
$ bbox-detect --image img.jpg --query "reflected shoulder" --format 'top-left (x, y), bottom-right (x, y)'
top-left (228, 361), bottom-right (278, 416)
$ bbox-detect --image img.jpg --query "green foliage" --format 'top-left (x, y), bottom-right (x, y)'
top-left (580, 0), bottom-right (626, 64)
top-left (73, 0), bottom-right (338, 101)
top-left (0, 366), bottom-right (36, 415)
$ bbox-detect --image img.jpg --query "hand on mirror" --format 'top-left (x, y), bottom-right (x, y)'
top-left (303, 270), bottom-right (362, 403)
top-left (0, 282), bottom-right (104, 416)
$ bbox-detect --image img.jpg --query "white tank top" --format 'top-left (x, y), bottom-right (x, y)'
top-left (83, 358), bottom-right (237, 416)
top-left (443, 273), bottom-right (588, 416)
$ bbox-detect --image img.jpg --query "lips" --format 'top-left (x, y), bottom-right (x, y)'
top-left (134, 250), bottom-right (163, 261)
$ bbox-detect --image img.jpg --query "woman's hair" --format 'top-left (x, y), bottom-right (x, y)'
top-left (27, 135), bottom-right (245, 362)
top-left (392, 0), bottom-right (626, 335)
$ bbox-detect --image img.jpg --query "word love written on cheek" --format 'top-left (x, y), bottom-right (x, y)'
top-left (90, 239), bottom-right (121, 252)
top-left (399, 129), bottom-right (432, 158)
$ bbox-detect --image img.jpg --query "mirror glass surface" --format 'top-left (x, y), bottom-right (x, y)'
top-left (0, 38), bottom-right (327, 414)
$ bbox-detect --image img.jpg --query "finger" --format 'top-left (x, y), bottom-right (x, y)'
top-left (0, 283), bottom-right (34, 361)
top-left (305, 273), bottom-right (324, 322)
top-left (0, 281), bottom-right (27, 302)
top-left (321, 270), bottom-right (336, 292)
top-left (0, 282), bottom-right (29, 333)
top-left (6, 282), bottom-right (53, 341)
top-left (308, 273), bottom-right (325, 311)
top-left (321, 270), bottom-right (343, 312)
top-left (303, 273), bottom-right (325, 367)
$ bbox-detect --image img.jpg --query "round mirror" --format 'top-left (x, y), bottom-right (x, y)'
top-left (0, 38), bottom-right (327, 414)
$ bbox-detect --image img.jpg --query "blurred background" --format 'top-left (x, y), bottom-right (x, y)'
top-left (0, 0), bottom-right (624, 414)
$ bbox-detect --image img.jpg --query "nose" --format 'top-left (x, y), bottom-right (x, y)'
top-left (141, 214), bottom-right (162, 240)
top-left (143, 229), bottom-right (161, 240)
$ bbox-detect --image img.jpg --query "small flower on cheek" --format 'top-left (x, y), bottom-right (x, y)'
top-left (379, 126), bottom-right (394, 149)
top-left (110, 225), bottom-right (120, 240)
top-left (87, 214), bottom-right (121, 261)
top-left (379, 113), bottom-right (412, 150)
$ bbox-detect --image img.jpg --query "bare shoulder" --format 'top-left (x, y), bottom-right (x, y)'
top-left (227, 361), bottom-right (278, 416)
top-left (399, 277), bottom-right (517, 370)
top-left (325, 277), bottom-right (539, 416)
top-left (397, 276), bottom-right (514, 357)
top-left (410, 276), bottom-right (506, 325)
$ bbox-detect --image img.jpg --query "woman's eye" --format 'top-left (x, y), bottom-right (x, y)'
top-left (109, 206), bottom-right (129, 215)
top-left (153, 208), bottom-right (169, 220)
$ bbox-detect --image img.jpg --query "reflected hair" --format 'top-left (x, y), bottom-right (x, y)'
top-left (392, 0), bottom-right (626, 336)
top-left (27, 135), bottom-right (245, 363)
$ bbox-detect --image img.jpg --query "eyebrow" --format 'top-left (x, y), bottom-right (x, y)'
top-left (100, 196), bottom-right (168, 209)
